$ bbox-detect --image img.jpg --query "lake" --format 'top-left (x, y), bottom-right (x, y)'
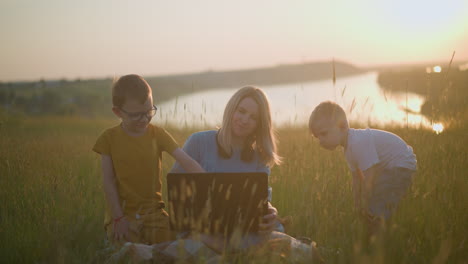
top-left (155, 72), bottom-right (431, 129)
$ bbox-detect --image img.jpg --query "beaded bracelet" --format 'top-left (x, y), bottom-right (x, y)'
top-left (113, 215), bottom-right (125, 229)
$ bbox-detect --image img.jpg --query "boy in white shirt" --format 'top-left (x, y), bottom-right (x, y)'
top-left (308, 101), bottom-right (417, 236)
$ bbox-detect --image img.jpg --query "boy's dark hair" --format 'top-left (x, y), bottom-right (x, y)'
top-left (112, 74), bottom-right (152, 108)
top-left (309, 101), bottom-right (348, 133)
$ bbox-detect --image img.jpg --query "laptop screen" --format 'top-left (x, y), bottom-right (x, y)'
top-left (167, 172), bottom-right (269, 236)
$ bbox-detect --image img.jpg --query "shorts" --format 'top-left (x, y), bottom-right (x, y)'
top-left (368, 167), bottom-right (415, 219)
top-left (105, 207), bottom-right (175, 245)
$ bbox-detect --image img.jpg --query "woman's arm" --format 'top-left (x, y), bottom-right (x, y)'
top-left (258, 164), bottom-right (280, 232)
top-left (259, 201), bottom-right (280, 233)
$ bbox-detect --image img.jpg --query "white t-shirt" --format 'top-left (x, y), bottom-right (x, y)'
top-left (344, 128), bottom-right (417, 172)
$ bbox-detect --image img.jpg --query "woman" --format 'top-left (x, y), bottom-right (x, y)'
top-left (171, 86), bottom-right (283, 239)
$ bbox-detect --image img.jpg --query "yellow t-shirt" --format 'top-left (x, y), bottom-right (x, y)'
top-left (93, 123), bottom-right (178, 223)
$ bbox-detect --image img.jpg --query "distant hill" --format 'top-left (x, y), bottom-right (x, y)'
top-left (145, 60), bottom-right (364, 101)
top-left (0, 60), bottom-right (364, 117)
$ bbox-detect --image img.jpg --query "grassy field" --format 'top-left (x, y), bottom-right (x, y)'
top-left (0, 115), bottom-right (467, 263)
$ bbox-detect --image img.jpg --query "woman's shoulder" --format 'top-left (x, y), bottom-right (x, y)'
top-left (189, 130), bottom-right (217, 141)
top-left (181, 130), bottom-right (218, 157)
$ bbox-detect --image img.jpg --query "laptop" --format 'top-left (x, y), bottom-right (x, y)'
top-left (167, 172), bottom-right (269, 236)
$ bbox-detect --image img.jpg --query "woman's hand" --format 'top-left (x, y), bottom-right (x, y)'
top-left (259, 202), bottom-right (279, 234)
top-left (113, 216), bottom-right (130, 241)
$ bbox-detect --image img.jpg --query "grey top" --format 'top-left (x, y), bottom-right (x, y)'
top-left (345, 128), bottom-right (417, 172)
top-left (171, 130), bottom-right (272, 199)
top-left (171, 130), bottom-right (270, 174)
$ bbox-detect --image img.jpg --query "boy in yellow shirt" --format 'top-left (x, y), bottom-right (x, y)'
top-left (93, 74), bottom-right (204, 245)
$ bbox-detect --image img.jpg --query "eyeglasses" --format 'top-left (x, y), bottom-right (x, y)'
top-left (120, 105), bottom-right (158, 121)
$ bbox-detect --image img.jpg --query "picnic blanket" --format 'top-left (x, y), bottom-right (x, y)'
top-left (105, 231), bottom-right (323, 263)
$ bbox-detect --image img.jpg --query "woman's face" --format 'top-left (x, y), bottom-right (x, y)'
top-left (231, 97), bottom-right (259, 141)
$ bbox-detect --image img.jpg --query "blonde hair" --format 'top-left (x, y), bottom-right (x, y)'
top-left (309, 101), bottom-right (348, 134)
top-left (112, 74), bottom-right (152, 108)
top-left (217, 86), bottom-right (281, 167)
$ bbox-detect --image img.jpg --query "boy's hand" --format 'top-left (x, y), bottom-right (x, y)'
top-left (259, 202), bottom-right (279, 234)
top-left (113, 217), bottom-right (130, 241)
top-left (361, 173), bottom-right (376, 209)
top-left (363, 177), bottom-right (373, 197)
top-left (354, 194), bottom-right (361, 212)
top-left (171, 148), bottom-right (205, 173)
top-left (359, 165), bottom-right (378, 210)
top-left (352, 171), bottom-right (362, 212)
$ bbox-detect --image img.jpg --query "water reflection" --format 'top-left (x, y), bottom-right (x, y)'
top-left (155, 72), bottom-right (432, 129)
top-left (432, 123), bottom-right (444, 134)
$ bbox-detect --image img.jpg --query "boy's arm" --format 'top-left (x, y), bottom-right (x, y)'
top-left (102, 154), bottom-right (123, 218)
top-left (351, 170), bottom-right (362, 211)
top-left (101, 154), bottom-right (129, 240)
top-left (171, 148), bottom-right (205, 173)
top-left (360, 165), bottom-right (379, 206)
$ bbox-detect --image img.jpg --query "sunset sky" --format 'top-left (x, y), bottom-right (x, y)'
top-left (1, 0), bottom-right (467, 82)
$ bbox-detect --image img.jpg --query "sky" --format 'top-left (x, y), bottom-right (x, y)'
top-left (1, 0), bottom-right (467, 82)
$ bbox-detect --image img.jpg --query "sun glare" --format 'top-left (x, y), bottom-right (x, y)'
top-left (426, 65), bottom-right (443, 73)
top-left (432, 123), bottom-right (444, 134)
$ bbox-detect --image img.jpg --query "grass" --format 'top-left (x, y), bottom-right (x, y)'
top-left (0, 115), bottom-right (467, 263)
